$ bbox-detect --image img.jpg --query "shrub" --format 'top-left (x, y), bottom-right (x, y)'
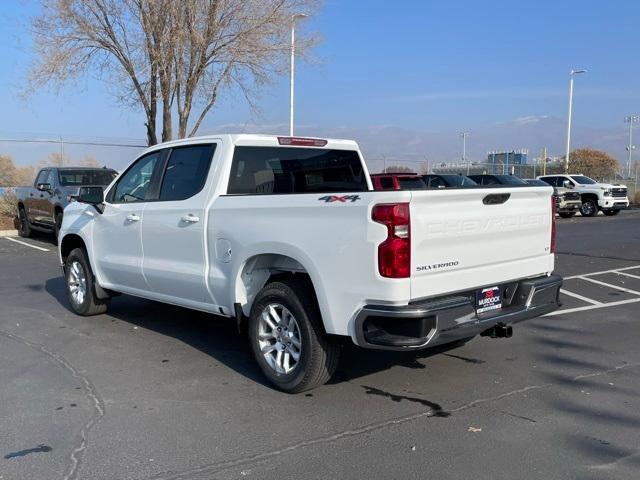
top-left (0, 189), bottom-right (18, 219)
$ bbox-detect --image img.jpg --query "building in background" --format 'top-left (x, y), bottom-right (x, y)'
top-left (486, 150), bottom-right (528, 174)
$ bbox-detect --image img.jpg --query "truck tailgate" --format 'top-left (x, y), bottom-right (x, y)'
top-left (410, 187), bottom-right (554, 300)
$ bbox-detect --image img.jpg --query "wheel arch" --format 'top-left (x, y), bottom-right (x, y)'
top-left (580, 192), bottom-right (599, 203)
top-left (232, 251), bottom-right (327, 323)
top-left (60, 233), bottom-right (87, 264)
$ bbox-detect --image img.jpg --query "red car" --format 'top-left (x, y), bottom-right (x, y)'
top-left (370, 173), bottom-right (426, 191)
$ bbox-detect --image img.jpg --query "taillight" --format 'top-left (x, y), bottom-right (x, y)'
top-left (372, 203), bottom-right (411, 278)
top-left (550, 195), bottom-right (557, 253)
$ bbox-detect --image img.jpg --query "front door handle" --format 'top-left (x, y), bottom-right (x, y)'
top-left (181, 214), bottom-right (200, 223)
top-left (126, 213), bottom-right (140, 222)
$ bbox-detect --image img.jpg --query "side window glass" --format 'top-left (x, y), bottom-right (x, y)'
top-left (159, 144), bottom-right (215, 201)
top-left (112, 152), bottom-right (161, 203)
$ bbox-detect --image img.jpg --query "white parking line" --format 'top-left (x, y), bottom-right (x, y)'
top-left (546, 298), bottom-right (640, 316)
top-left (579, 276), bottom-right (640, 296)
top-left (4, 237), bottom-right (50, 252)
top-left (560, 288), bottom-right (602, 305)
top-left (564, 264), bottom-right (640, 280)
top-left (616, 271), bottom-right (640, 281)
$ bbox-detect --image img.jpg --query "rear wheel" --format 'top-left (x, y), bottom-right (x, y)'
top-left (248, 278), bottom-right (340, 393)
top-left (17, 207), bottom-right (32, 238)
top-left (65, 248), bottom-right (109, 316)
top-left (558, 211), bottom-right (576, 218)
top-left (603, 209), bottom-right (620, 216)
top-left (580, 198), bottom-right (598, 217)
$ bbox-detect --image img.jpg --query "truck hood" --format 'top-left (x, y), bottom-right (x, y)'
top-left (576, 183), bottom-right (627, 190)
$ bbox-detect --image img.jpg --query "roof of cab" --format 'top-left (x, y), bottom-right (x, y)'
top-left (140, 133), bottom-right (360, 155)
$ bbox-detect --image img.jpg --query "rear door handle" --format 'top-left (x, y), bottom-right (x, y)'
top-left (126, 213), bottom-right (140, 222)
top-left (181, 214), bottom-right (200, 223)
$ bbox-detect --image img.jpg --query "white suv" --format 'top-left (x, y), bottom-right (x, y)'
top-left (538, 174), bottom-right (629, 217)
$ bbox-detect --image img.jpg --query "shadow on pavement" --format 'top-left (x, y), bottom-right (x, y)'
top-left (44, 275), bottom-right (475, 389)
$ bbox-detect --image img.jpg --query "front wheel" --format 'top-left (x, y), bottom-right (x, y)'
top-left (603, 209), bottom-right (620, 216)
top-left (18, 207), bottom-right (32, 238)
top-left (248, 278), bottom-right (340, 393)
top-left (65, 248), bottom-right (109, 316)
top-left (580, 199), bottom-right (598, 217)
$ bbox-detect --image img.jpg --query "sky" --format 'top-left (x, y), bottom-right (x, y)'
top-left (1, 0), bottom-right (640, 166)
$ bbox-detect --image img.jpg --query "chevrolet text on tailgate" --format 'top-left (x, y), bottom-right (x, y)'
top-left (58, 134), bottom-right (562, 392)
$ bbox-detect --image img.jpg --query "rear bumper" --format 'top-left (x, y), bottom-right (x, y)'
top-left (353, 274), bottom-right (562, 351)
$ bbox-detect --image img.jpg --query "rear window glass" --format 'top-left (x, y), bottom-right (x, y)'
top-left (227, 147), bottom-right (367, 194)
top-left (398, 178), bottom-right (426, 190)
top-left (59, 169), bottom-right (117, 186)
top-left (439, 175), bottom-right (477, 187)
top-left (494, 175), bottom-right (528, 185)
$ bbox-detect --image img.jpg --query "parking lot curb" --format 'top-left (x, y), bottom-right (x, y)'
top-left (0, 230), bottom-right (18, 237)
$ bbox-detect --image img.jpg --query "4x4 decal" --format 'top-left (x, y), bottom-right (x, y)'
top-left (318, 195), bottom-right (361, 203)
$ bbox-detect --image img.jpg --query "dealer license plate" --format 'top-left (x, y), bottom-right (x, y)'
top-left (476, 286), bottom-right (502, 314)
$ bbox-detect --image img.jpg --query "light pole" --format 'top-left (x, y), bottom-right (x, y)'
top-left (624, 115), bottom-right (639, 178)
top-left (289, 13), bottom-right (308, 136)
top-left (460, 132), bottom-right (469, 163)
top-left (564, 69), bottom-right (586, 173)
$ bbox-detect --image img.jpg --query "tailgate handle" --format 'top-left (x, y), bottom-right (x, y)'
top-left (483, 193), bottom-right (511, 205)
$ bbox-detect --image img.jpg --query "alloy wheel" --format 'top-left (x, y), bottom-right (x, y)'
top-left (257, 303), bottom-right (302, 375)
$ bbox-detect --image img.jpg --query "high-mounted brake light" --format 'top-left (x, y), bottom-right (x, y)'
top-left (372, 203), bottom-right (411, 278)
top-left (277, 136), bottom-right (328, 147)
top-left (550, 195), bottom-right (557, 254)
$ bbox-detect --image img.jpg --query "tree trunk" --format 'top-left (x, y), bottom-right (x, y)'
top-left (162, 101), bottom-right (172, 142)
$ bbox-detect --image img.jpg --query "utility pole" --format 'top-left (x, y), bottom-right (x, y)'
top-left (565, 69), bottom-right (586, 173)
top-left (542, 147), bottom-right (547, 176)
top-left (625, 115), bottom-right (639, 178)
top-left (289, 13), bottom-right (308, 136)
top-left (460, 132), bottom-right (468, 163)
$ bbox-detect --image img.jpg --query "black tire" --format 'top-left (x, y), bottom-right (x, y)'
top-left (603, 209), bottom-right (620, 216)
top-left (54, 211), bottom-right (63, 243)
top-left (558, 211), bottom-right (576, 218)
top-left (248, 278), bottom-right (340, 393)
top-left (580, 198), bottom-right (598, 217)
top-left (18, 207), bottom-right (32, 238)
top-left (65, 247), bottom-right (109, 316)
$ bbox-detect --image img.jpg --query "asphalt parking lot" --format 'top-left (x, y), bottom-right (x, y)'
top-left (1, 210), bottom-right (639, 480)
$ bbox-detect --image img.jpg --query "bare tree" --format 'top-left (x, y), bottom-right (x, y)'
top-left (0, 155), bottom-right (37, 187)
top-left (30, 0), bottom-right (318, 145)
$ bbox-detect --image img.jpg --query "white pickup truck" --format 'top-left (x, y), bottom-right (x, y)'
top-left (59, 134), bottom-right (562, 392)
top-left (538, 174), bottom-right (629, 217)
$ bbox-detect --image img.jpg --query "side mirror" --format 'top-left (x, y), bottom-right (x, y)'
top-left (36, 183), bottom-right (52, 192)
top-left (563, 180), bottom-right (572, 188)
top-left (77, 186), bottom-right (105, 213)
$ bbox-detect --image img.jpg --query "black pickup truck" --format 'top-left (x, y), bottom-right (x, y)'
top-left (14, 167), bottom-right (117, 240)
